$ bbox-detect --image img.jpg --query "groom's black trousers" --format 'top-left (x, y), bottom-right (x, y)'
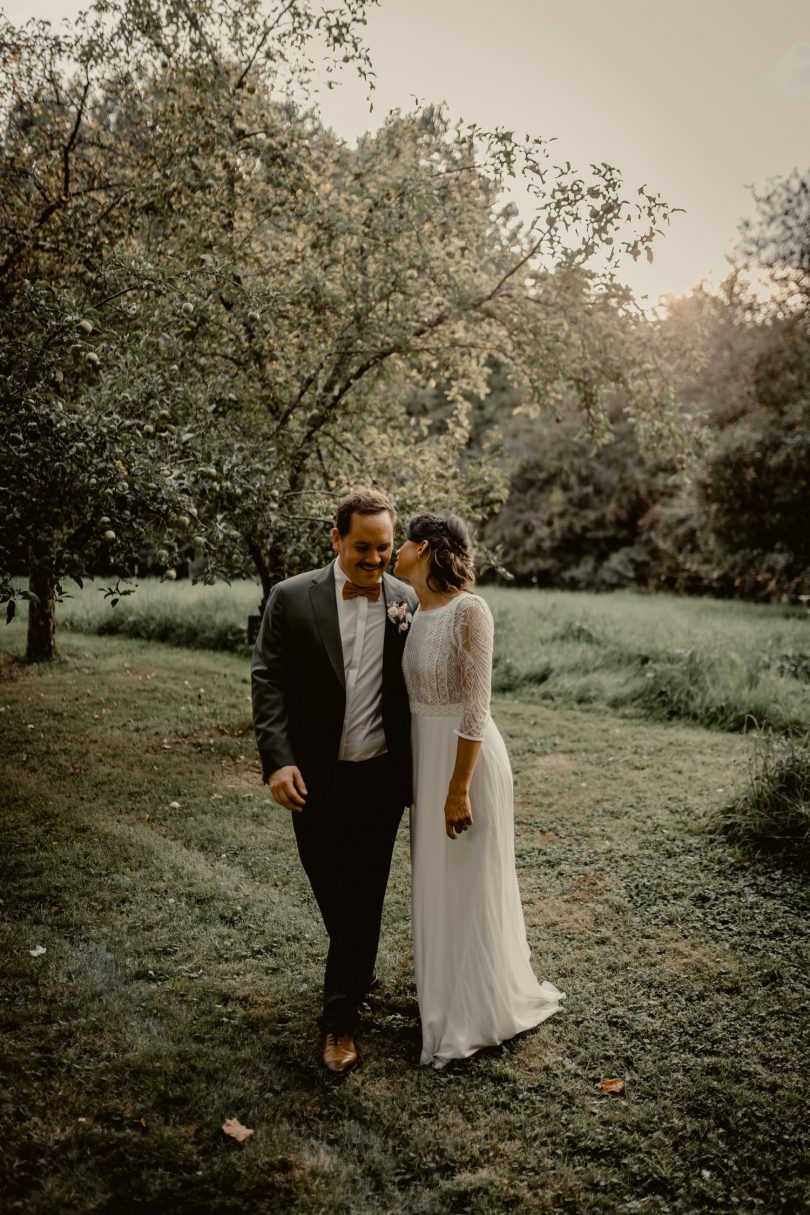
top-left (291, 752), bottom-right (405, 1033)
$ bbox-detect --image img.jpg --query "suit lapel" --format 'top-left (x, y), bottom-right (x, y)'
top-left (381, 574), bottom-right (402, 690)
top-left (309, 561), bottom-right (345, 689)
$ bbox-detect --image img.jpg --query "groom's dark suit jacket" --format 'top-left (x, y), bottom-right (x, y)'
top-left (251, 560), bottom-right (418, 804)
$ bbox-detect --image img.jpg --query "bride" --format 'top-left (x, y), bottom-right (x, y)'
top-left (395, 512), bottom-right (565, 1068)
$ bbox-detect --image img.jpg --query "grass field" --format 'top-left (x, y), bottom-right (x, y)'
top-left (1, 623), bottom-right (808, 1214)
top-left (8, 580), bottom-right (810, 733)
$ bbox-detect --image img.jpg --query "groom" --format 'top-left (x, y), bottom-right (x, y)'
top-left (251, 487), bottom-right (417, 1075)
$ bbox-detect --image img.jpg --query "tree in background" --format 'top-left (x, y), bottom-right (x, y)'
top-left (109, 80), bottom-right (682, 603)
top-left (2, 0), bottom-right (683, 659)
top-left (697, 318), bottom-right (810, 599)
top-left (480, 176), bottom-right (810, 602)
top-left (0, 0), bottom-right (386, 659)
top-left (0, 14), bottom-right (196, 659)
top-left (481, 400), bottom-right (670, 589)
top-left (688, 173), bottom-right (810, 599)
top-left (739, 168), bottom-right (810, 306)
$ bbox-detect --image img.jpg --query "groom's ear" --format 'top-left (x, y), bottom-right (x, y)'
top-left (331, 526), bottom-right (341, 553)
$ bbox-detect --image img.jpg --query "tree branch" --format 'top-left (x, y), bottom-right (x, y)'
top-left (62, 75), bottom-right (91, 201)
top-left (233, 0), bottom-right (298, 93)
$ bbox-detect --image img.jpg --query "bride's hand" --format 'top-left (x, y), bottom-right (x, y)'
top-left (444, 785), bottom-right (473, 840)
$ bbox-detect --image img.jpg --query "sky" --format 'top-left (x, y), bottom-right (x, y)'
top-left (5, 0), bottom-right (809, 307)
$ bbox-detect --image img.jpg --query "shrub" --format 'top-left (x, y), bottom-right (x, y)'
top-left (713, 731), bottom-right (810, 867)
top-left (631, 649), bottom-right (807, 734)
top-left (553, 620), bottom-right (602, 645)
top-left (491, 654), bottom-right (553, 693)
top-left (759, 649), bottom-right (810, 682)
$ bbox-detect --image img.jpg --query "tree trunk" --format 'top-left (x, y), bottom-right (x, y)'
top-left (26, 561), bottom-right (58, 663)
top-left (247, 537), bottom-right (272, 615)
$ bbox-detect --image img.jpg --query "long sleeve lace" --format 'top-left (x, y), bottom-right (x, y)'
top-left (454, 594), bottom-right (493, 740)
top-left (402, 592), bottom-right (495, 736)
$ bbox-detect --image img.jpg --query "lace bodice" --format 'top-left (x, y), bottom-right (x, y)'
top-left (402, 592), bottom-right (494, 741)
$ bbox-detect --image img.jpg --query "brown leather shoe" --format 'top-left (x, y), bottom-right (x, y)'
top-left (322, 1031), bottom-right (359, 1075)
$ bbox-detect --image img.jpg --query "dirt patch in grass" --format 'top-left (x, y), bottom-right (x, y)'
top-left (564, 872), bottom-right (608, 902)
top-left (532, 752), bottom-right (578, 773)
top-left (214, 766), bottom-right (263, 794)
top-left (531, 893), bottom-right (598, 933)
top-left (657, 931), bottom-right (724, 975)
top-left (535, 829), bottom-right (562, 846)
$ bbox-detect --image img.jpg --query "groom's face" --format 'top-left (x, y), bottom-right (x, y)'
top-left (332, 511), bottom-right (394, 587)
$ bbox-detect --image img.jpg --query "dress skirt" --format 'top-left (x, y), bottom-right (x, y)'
top-left (410, 710), bottom-right (565, 1068)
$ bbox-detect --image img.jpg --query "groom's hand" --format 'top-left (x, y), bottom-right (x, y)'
top-left (268, 765), bottom-right (308, 811)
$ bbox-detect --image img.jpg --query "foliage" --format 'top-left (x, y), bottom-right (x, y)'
top-left (101, 85), bottom-right (679, 594)
top-left (482, 402), bottom-right (672, 589)
top-left (1, 0), bottom-right (685, 662)
top-left (739, 167), bottom-right (810, 305)
top-left (478, 255), bottom-right (810, 601)
top-left (0, 0), bottom-right (383, 652)
top-left (686, 172), bottom-right (810, 599)
top-left (699, 394), bottom-right (810, 594)
top-left (713, 730), bottom-right (810, 867)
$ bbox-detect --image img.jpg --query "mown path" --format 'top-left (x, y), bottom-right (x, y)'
top-left (1, 634), bottom-right (807, 1215)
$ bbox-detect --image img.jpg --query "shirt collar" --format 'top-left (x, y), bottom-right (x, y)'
top-left (333, 556), bottom-right (349, 589)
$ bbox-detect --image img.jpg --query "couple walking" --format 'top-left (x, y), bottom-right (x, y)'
top-left (251, 487), bottom-right (564, 1074)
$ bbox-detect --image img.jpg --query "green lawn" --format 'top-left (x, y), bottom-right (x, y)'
top-left (1, 627), bottom-right (808, 1214)
top-left (7, 580), bottom-right (810, 732)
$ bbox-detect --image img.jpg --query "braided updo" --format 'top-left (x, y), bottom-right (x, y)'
top-left (405, 512), bottom-right (476, 593)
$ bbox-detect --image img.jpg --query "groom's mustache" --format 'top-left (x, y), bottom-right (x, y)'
top-left (358, 562), bottom-right (386, 571)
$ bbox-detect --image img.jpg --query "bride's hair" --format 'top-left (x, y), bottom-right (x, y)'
top-left (405, 513), bottom-right (476, 593)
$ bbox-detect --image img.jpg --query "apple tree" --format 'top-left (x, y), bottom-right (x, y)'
top-left (103, 75), bottom-right (683, 603)
top-left (2, 0), bottom-right (685, 659)
top-left (0, 0), bottom-right (379, 658)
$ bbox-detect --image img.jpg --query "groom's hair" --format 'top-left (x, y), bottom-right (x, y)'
top-left (335, 487), bottom-right (396, 537)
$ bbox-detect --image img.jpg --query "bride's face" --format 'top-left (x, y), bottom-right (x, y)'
top-left (394, 538), bottom-right (426, 580)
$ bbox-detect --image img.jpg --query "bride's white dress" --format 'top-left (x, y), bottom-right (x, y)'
top-left (403, 591), bottom-right (565, 1068)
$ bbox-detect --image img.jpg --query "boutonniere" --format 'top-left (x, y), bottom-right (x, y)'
top-left (386, 599), bottom-right (413, 633)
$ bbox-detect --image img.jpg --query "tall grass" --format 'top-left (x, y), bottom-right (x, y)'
top-left (7, 580), bottom-right (810, 732)
top-left (42, 577), bottom-right (259, 652)
top-left (485, 587), bottom-right (810, 734)
top-left (711, 731), bottom-right (810, 867)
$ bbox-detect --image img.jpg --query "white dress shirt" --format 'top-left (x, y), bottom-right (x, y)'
top-left (333, 557), bottom-right (388, 762)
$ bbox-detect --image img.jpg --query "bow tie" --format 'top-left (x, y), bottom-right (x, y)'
top-left (342, 580), bottom-right (381, 602)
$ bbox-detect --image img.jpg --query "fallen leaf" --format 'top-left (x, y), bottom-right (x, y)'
top-left (222, 1117), bottom-right (254, 1143)
top-left (600, 1077), bottom-right (625, 1095)
top-left (29, 945), bottom-right (47, 957)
